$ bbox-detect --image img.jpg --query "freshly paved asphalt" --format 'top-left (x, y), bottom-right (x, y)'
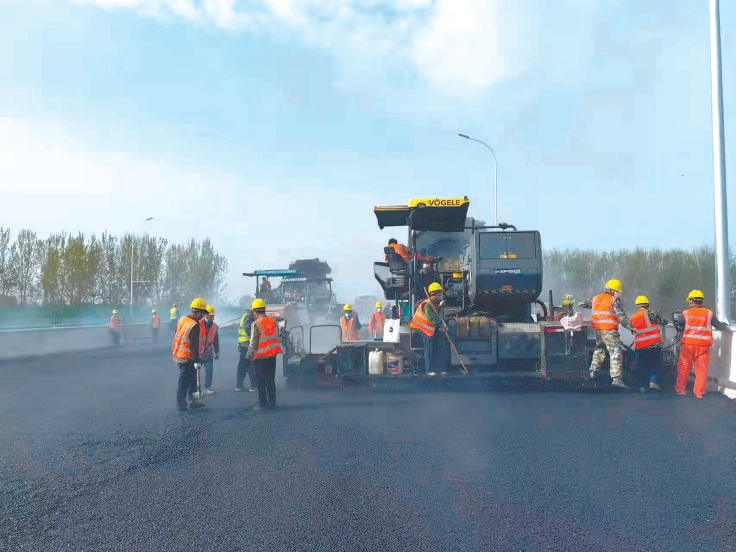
top-left (2, 334), bottom-right (736, 552)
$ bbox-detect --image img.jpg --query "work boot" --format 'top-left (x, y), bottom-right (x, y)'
top-left (188, 400), bottom-right (205, 409)
top-left (649, 382), bottom-right (662, 392)
top-left (611, 378), bottom-right (628, 389)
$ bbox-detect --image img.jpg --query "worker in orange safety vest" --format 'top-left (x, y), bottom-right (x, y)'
top-left (410, 282), bottom-right (447, 374)
top-left (246, 298), bottom-right (284, 410)
top-left (630, 295), bottom-right (668, 393)
top-left (340, 304), bottom-right (362, 341)
top-left (172, 298), bottom-right (208, 411)
top-left (369, 302), bottom-right (386, 340)
top-left (674, 290), bottom-right (728, 399)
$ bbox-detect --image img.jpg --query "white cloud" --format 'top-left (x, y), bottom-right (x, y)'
top-left (74, 0), bottom-right (536, 97)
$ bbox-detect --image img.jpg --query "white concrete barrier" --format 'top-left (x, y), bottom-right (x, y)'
top-left (711, 328), bottom-right (736, 398)
top-left (0, 323), bottom-right (155, 360)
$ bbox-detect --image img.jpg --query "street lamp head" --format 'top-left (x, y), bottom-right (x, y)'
top-left (458, 133), bottom-right (470, 139)
top-left (145, 217), bottom-right (153, 222)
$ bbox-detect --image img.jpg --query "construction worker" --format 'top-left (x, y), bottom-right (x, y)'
top-left (169, 303), bottom-right (179, 336)
top-left (630, 295), bottom-right (668, 393)
top-left (340, 304), bottom-right (362, 341)
top-left (554, 297), bottom-right (574, 321)
top-left (199, 305), bottom-right (220, 395)
top-left (674, 290), bottom-right (728, 399)
top-left (109, 309), bottom-right (120, 347)
top-left (172, 298), bottom-right (208, 411)
top-left (151, 309), bottom-right (160, 343)
top-left (386, 238), bottom-right (411, 262)
top-left (236, 305), bottom-right (256, 392)
top-left (584, 279), bottom-right (633, 389)
top-left (369, 302), bottom-right (386, 340)
top-left (246, 298), bottom-right (284, 410)
top-left (410, 282), bottom-right (447, 374)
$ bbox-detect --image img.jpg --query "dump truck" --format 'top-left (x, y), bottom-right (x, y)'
top-left (284, 197), bottom-right (599, 389)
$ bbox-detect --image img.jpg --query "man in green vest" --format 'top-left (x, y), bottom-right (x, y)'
top-left (169, 303), bottom-right (179, 336)
top-left (235, 306), bottom-right (257, 391)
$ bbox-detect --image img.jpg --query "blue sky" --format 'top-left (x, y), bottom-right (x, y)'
top-left (1, 0), bottom-right (735, 303)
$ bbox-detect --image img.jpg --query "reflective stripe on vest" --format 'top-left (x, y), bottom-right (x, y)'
top-left (152, 314), bottom-right (160, 329)
top-left (172, 316), bottom-right (199, 363)
top-left (410, 300), bottom-right (435, 337)
top-left (340, 316), bottom-right (359, 341)
top-left (590, 293), bottom-right (619, 330)
top-left (682, 307), bottom-right (714, 346)
top-left (238, 312), bottom-right (252, 344)
top-left (630, 309), bottom-right (662, 349)
top-left (253, 317), bottom-right (284, 359)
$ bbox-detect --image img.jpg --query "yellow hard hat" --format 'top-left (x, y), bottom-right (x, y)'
top-left (190, 297), bottom-right (208, 311)
top-left (687, 289), bottom-right (705, 302)
top-left (251, 298), bottom-right (266, 310)
top-left (343, 304), bottom-right (353, 311)
top-left (635, 295), bottom-right (649, 306)
top-left (152, 309), bottom-right (157, 314)
top-left (605, 279), bottom-right (622, 293)
top-left (560, 299), bottom-right (572, 307)
top-left (375, 302), bottom-right (382, 309)
top-left (112, 309), bottom-right (118, 314)
top-left (206, 305), bottom-right (215, 316)
top-left (428, 282), bottom-right (443, 294)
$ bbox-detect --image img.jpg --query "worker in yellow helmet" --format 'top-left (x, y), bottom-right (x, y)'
top-left (580, 279), bottom-right (633, 389)
top-left (674, 290), bottom-right (728, 399)
top-left (410, 282), bottom-right (448, 374)
top-left (369, 302), bottom-right (386, 340)
top-left (172, 297), bottom-right (208, 411)
top-left (246, 298), bottom-right (284, 410)
top-left (340, 304), bottom-right (362, 342)
top-left (199, 305), bottom-right (220, 395)
top-left (630, 295), bottom-right (668, 393)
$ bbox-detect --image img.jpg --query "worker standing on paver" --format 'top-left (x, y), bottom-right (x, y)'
top-left (410, 282), bottom-right (447, 374)
top-left (340, 304), bottom-right (361, 341)
top-left (369, 302), bottom-right (386, 340)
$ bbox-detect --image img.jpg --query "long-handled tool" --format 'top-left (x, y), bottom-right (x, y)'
top-left (422, 287), bottom-right (469, 375)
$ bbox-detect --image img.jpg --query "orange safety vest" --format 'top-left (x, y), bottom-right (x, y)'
top-left (681, 307), bottom-right (714, 346)
top-left (172, 316), bottom-right (199, 363)
top-left (109, 315), bottom-right (119, 331)
top-left (252, 316), bottom-right (283, 359)
top-left (340, 316), bottom-right (359, 341)
top-left (590, 293), bottom-right (619, 331)
top-left (410, 300), bottom-right (436, 337)
top-left (369, 311), bottom-right (386, 336)
top-left (390, 243), bottom-right (411, 261)
top-left (630, 309), bottom-right (662, 349)
top-left (199, 321), bottom-right (218, 356)
top-left (152, 314), bottom-right (160, 329)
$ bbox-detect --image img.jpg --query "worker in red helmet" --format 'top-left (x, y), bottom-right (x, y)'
top-left (674, 290), bottom-right (728, 399)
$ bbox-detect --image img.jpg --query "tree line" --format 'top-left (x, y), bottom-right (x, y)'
top-left (0, 227), bottom-right (228, 307)
top-left (543, 247), bottom-right (736, 318)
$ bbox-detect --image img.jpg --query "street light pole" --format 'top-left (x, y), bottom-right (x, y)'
top-left (130, 217), bottom-right (154, 312)
top-left (458, 133), bottom-right (498, 225)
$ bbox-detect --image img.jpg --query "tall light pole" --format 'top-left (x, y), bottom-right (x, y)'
top-left (130, 217), bottom-right (154, 312)
top-left (458, 133), bottom-right (498, 225)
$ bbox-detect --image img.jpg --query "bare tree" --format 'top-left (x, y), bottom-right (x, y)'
top-left (11, 229), bottom-right (43, 305)
top-left (0, 226), bottom-right (14, 300)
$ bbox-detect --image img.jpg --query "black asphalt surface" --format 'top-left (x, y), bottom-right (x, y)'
top-left (2, 335), bottom-right (736, 552)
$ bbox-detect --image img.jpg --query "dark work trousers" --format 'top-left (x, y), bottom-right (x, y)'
top-left (202, 358), bottom-right (214, 389)
top-left (423, 331), bottom-right (448, 373)
top-left (111, 330), bottom-right (120, 347)
top-left (253, 356), bottom-right (277, 407)
top-left (177, 360), bottom-right (197, 409)
top-left (152, 328), bottom-right (159, 342)
top-left (237, 346), bottom-right (258, 389)
top-left (634, 346), bottom-right (663, 390)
